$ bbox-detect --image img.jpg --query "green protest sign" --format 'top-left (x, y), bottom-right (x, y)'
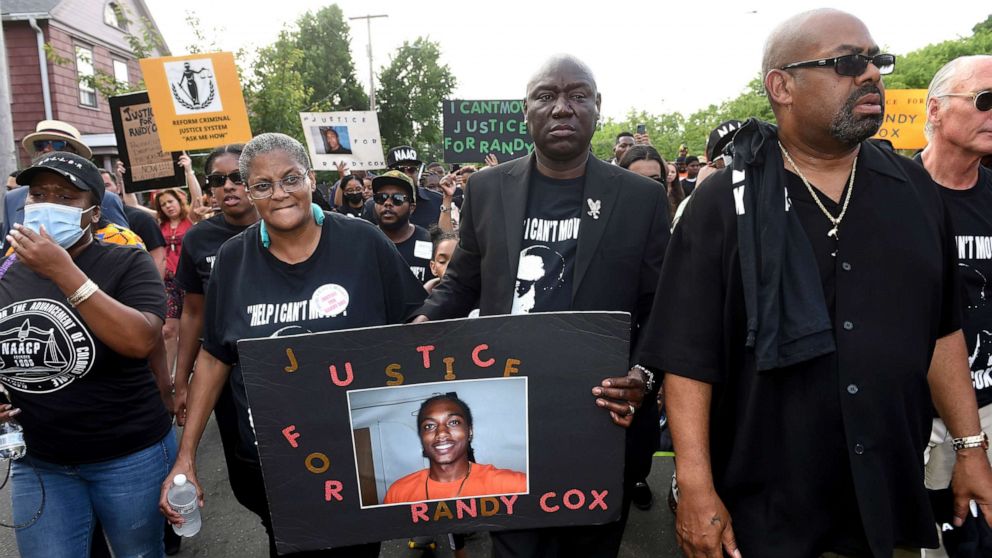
top-left (442, 100), bottom-right (533, 163)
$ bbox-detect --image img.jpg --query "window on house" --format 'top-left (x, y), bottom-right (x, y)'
top-left (103, 2), bottom-right (127, 30)
top-left (76, 46), bottom-right (97, 107)
top-left (113, 59), bottom-right (129, 85)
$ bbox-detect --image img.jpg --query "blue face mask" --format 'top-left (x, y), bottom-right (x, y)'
top-left (23, 203), bottom-right (95, 249)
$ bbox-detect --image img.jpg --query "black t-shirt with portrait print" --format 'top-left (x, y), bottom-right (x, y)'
top-left (124, 205), bottom-right (166, 252)
top-left (0, 242), bottom-right (170, 465)
top-left (511, 171), bottom-right (583, 314)
top-left (175, 213), bottom-right (253, 295)
top-left (202, 211), bottom-right (427, 462)
top-left (926, 161), bottom-right (992, 409)
top-left (393, 224), bottom-right (435, 283)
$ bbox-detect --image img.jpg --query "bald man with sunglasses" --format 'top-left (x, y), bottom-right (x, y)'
top-left (644, 10), bottom-right (992, 558)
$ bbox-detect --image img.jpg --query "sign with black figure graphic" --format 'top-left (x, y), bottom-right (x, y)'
top-left (236, 312), bottom-right (629, 553)
top-left (140, 52), bottom-right (252, 151)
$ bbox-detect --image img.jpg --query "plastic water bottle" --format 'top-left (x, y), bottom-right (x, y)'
top-left (167, 474), bottom-right (201, 536)
top-left (0, 418), bottom-right (26, 461)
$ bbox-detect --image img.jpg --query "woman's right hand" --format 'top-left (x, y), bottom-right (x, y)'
top-left (159, 455), bottom-right (204, 525)
top-left (0, 403), bottom-right (20, 423)
top-left (177, 152), bottom-right (192, 171)
top-left (439, 174), bottom-right (457, 198)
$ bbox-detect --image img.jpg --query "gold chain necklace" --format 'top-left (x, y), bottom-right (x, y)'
top-left (425, 462), bottom-right (472, 500)
top-left (778, 142), bottom-right (858, 240)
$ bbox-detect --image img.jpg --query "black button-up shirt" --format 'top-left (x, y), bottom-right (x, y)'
top-left (643, 141), bottom-right (960, 557)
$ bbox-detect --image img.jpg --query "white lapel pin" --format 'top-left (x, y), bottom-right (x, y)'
top-left (587, 198), bottom-right (601, 220)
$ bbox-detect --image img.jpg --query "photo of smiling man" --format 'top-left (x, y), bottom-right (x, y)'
top-left (383, 393), bottom-right (527, 504)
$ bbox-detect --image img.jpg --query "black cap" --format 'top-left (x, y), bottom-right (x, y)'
top-left (706, 120), bottom-right (743, 161)
top-left (372, 170), bottom-right (417, 204)
top-left (16, 152), bottom-right (104, 202)
top-left (387, 145), bottom-right (423, 168)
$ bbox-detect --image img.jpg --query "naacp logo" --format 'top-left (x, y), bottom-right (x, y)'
top-left (0, 299), bottom-right (94, 393)
top-left (165, 58), bottom-right (223, 115)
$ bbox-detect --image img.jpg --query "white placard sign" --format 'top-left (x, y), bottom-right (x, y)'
top-left (299, 112), bottom-right (387, 171)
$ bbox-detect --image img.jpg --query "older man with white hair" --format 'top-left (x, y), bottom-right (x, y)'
top-left (918, 54), bottom-right (992, 557)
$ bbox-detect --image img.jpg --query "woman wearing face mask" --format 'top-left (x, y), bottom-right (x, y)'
top-left (0, 153), bottom-right (175, 557)
top-left (335, 174), bottom-right (366, 218)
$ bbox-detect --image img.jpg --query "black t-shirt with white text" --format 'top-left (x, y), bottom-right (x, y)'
top-left (0, 242), bottom-right (170, 464)
top-left (202, 212), bottom-right (427, 461)
top-left (512, 172), bottom-right (583, 314)
top-left (175, 213), bottom-right (253, 294)
top-left (932, 164), bottom-right (992, 408)
top-left (393, 224), bottom-right (435, 283)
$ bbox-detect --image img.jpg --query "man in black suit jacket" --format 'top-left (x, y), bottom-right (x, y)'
top-left (413, 54), bottom-right (670, 558)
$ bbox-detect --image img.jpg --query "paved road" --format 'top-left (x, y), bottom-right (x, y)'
top-left (1, 417), bottom-right (680, 557)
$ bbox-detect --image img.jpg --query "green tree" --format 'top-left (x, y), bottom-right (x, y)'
top-left (589, 76), bottom-right (774, 162)
top-left (884, 17), bottom-right (992, 89)
top-left (243, 33), bottom-right (310, 143)
top-left (376, 38), bottom-right (456, 161)
top-left (234, 5), bottom-right (367, 145)
top-left (292, 6), bottom-right (368, 111)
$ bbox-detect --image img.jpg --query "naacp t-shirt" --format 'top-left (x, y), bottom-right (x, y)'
top-left (511, 172), bottom-right (583, 314)
top-left (202, 212), bottom-right (427, 461)
top-left (175, 213), bottom-right (253, 294)
top-left (934, 165), bottom-right (992, 408)
top-left (395, 224), bottom-right (435, 283)
top-left (0, 242), bottom-right (171, 464)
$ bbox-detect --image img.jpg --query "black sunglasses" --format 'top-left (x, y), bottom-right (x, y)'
top-left (939, 90), bottom-right (992, 113)
top-left (781, 53), bottom-right (895, 77)
top-left (34, 139), bottom-right (68, 151)
top-left (205, 171), bottom-right (244, 188)
top-left (373, 192), bottom-right (411, 205)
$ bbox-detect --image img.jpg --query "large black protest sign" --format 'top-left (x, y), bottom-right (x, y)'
top-left (109, 91), bottom-right (183, 193)
top-left (237, 312), bottom-right (629, 553)
top-left (442, 100), bottom-right (533, 163)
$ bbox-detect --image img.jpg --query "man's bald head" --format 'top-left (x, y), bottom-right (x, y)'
top-left (762, 9), bottom-right (870, 88)
top-left (526, 54), bottom-right (598, 97)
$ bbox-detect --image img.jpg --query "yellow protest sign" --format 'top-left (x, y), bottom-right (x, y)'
top-left (139, 52), bottom-right (252, 151)
top-left (873, 89), bottom-right (927, 150)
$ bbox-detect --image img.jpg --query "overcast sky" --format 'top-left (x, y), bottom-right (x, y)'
top-left (143, 1), bottom-right (990, 120)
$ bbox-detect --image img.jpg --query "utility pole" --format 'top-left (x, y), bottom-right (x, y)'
top-left (0, 12), bottom-right (16, 229)
top-left (0, 14), bottom-right (17, 175)
top-left (349, 14), bottom-right (387, 111)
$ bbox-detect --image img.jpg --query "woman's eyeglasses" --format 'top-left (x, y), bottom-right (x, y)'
top-left (247, 173), bottom-right (309, 200)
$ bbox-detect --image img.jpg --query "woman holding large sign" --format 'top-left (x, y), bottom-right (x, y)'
top-left (159, 133), bottom-right (426, 557)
